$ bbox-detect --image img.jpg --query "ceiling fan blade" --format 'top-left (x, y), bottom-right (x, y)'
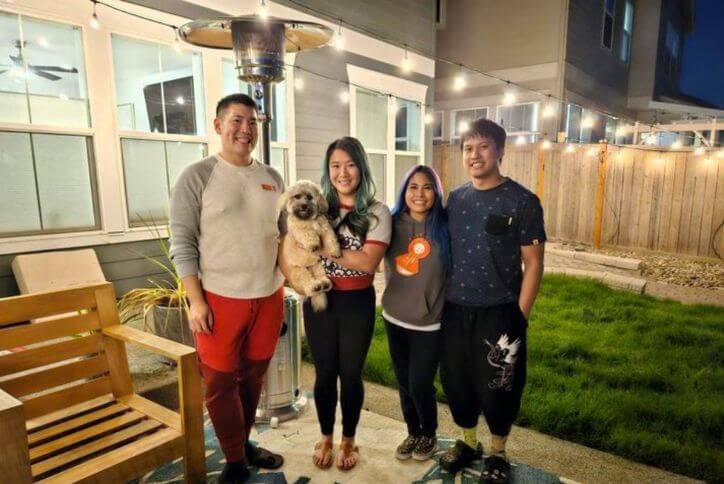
top-left (30, 68), bottom-right (61, 81)
top-left (29, 65), bottom-right (78, 73)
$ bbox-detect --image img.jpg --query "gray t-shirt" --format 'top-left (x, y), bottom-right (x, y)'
top-left (169, 154), bottom-right (285, 299)
top-left (446, 178), bottom-right (546, 307)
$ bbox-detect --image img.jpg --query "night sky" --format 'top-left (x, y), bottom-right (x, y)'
top-left (679, 0), bottom-right (724, 109)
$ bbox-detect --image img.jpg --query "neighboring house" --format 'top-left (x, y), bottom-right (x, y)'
top-left (434, 0), bottom-right (721, 147)
top-left (0, 0), bottom-right (436, 297)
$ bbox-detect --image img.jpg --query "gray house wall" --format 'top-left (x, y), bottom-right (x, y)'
top-left (0, 239), bottom-right (174, 298)
top-left (564, 0), bottom-right (635, 118)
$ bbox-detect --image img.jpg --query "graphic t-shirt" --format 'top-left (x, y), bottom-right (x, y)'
top-left (446, 178), bottom-right (546, 307)
top-left (322, 201), bottom-right (392, 290)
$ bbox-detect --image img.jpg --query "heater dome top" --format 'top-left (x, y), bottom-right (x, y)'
top-left (179, 15), bottom-right (333, 52)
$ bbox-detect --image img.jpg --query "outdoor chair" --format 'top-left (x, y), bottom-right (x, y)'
top-left (0, 282), bottom-right (205, 483)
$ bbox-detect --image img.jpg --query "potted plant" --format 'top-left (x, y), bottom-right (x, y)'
top-left (117, 225), bottom-right (194, 348)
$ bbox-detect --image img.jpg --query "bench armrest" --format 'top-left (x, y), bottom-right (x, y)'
top-left (0, 388), bottom-right (32, 483)
top-left (102, 325), bottom-right (195, 361)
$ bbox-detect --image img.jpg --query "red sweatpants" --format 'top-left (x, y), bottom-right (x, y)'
top-left (196, 286), bottom-right (284, 462)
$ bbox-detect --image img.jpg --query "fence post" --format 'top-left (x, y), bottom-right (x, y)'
top-left (593, 140), bottom-right (609, 248)
top-left (536, 146), bottom-right (545, 199)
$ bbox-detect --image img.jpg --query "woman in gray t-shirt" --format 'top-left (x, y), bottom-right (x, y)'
top-left (382, 165), bottom-right (450, 462)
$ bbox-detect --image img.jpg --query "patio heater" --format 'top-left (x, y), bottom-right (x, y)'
top-left (179, 16), bottom-right (332, 424)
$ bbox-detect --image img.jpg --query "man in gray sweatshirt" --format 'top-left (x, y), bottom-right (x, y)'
top-left (169, 93), bottom-right (285, 483)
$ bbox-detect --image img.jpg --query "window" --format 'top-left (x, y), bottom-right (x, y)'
top-left (432, 111), bottom-right (443, 144)
top-left (621, 0), bottom-right (633, 63)
top-left (565, 104), bottom-right (582, 142)
top-left (663, 21), bottom-right (680, 77)
top-left (602, 0), bottom-right (616, 50)
top-left (121, 139), bottom-right (206, 226)
top-left (0, 12), bottom-right (90, 127)
top-left (222, 59), bottom-right (290, 182)
top-left (0, 12), bottom-right (98, 238)
top-left (496, 103), bottom-right (538, 137)
top-left (354, 87), bottom-right (423, 204)
top-left (451, 108), bottom-right (488, 140)
top-left (112, 34), bottom-right (207, 226)
top-left (112, 35), bottom-right (205, 135)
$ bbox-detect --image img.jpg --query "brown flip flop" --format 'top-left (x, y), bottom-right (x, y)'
top-left (313, 441), bottom-right (334, 469)
top-left (336, 440), bottom-right (360, 471)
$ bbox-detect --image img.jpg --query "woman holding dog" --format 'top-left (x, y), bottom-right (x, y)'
top-left (382, 165), bottom-right (450, 462)
top-left (303, 136), bottom-right (391, 471)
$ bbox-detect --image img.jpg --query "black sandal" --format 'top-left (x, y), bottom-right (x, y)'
top-left (481, 453), bottom-right (511, 483)
top-left (246, 443), bottom-right (284, 469)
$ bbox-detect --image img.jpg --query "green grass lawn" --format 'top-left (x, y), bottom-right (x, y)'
top-left (307, 274), bottom-right (724, 481)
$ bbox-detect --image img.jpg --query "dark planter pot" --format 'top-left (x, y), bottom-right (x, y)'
top-left (149, 305), bottom-right (194, 347)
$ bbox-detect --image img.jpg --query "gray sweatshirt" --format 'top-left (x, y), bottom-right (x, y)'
top-left (382, 212), bottom-right (447, 330)
top-left (169, 154), bottom-right (285, 299)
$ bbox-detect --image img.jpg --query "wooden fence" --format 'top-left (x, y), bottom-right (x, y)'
top-left (432, 143), bottom-right (724, 260)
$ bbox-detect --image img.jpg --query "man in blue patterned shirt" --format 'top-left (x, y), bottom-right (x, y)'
top-left (438, 118), bottom-right (546, 483)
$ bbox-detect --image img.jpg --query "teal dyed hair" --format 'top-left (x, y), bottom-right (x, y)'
top-left (321, 137), bottom-right (378, 238)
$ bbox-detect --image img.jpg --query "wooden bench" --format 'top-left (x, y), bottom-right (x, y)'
top-left (0, 282), bottom-right (205, 483)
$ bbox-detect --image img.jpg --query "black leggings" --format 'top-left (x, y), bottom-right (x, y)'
top-left (440, 301), bottom-right (527, 437)
top-left (384, 319), bottom-right (440, 438)
top-left (303, 287), bottom-right (376, 437)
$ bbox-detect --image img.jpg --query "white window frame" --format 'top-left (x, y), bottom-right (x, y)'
top-left (110, 31), bottom-right (209, 229)
top-left (450, 107), bottom-right (489, 142)
top-left (495, 102), bottom-right (539, 139)
top-left (347, 64), bottom-right (427, 206)
top-left (601, 0), bottom-right (616, 51)
top-left (0, 10), bottom-right (101, 239)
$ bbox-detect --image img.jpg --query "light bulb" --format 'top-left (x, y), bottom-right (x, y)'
top-left (458, 121), bottom-right (470, 133)
top-left (502, 91), bottom-right (516, 105)
top-left (515, 135), bottom-right (526, 145)
top-left (541, 140), bottom-right (552, 150)
top-left (402, 56), bottom-right (413, 73)
top-left (542, 103), bottom-right (556, 118)
top-left (90, 12), bottom-right (100, 30)
top-left (176, 96), bottom-right (185, 105)
top-left (339, 90), bottom-right (349, 104)
top-left (332, 29), bottom-right (344, 51)
top-left (424, 113), bottom-right (433, 125)
top-left (258, 0), bottom-right (269, 19)
top-left (294, 76), bottom-right (304, 90)
top-left (582, 115), bottom-right (594, 129)
top-left (565, 144), bottom-right (576, 153)
top-left (694, 147), bottom-right (705, 156)
top-left (586, 147), bottom-right (597, 157)
top-left (616, 125), bottom-right (629, 137)
top-left (453, 74), bottom-right (466, 91)
top-left (671, 140), bottom-right (682, 150)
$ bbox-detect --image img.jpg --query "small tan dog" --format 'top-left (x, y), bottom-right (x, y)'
top-left (279, 180), bottom-right (341, 311)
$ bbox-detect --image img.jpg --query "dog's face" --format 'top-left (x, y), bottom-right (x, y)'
top-left (280, 180), bottom-right (328, 221)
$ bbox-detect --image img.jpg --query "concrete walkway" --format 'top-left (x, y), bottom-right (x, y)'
top-left (298, 363), bottom-right (701, 484)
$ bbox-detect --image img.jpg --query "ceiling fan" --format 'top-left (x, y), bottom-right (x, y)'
top-left (0, 40), bottom-right (78, 81)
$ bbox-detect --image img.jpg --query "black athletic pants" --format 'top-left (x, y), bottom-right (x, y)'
top-left (384, 319), bottom-right (440, 438)
top-left (303, 287), bottom-right (376, 437)
top-left (440, 301), bottom-right (527, 437)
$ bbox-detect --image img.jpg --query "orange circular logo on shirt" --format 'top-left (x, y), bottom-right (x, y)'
top-left (395, 237), bottom-right (432, 276)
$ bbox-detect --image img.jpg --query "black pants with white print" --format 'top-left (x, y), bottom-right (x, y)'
top-left (440, 301), bottom-right (527, 437)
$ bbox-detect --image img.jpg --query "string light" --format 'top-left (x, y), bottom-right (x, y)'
top-left (294, 75), bottom-right (304, 91)
top-left (542, 100), bottom-right (556, 118)
top-left (173, 27), bottom-right (181, 52)
top-left (258, 0), bottom-right (269, 19)
top-left (401, 46), bottom-right (413, 73)
top-left (565, 144), bottom-right (576, 154)
top-left (586, 147), bottom-right (597, 157)
top-left (80, 0), bottom-right (722, 152)
top-left (424, 112), bottom-right (433, 124)
top-left (541, 140), bottom-right (552, 150)
top-left (502, 86), bottom-right (516, 106)
top-left (694, 147), bottom-right (705, 156)
top-left (515, 135), bottom-right (526, 145)
top-left (332, 21), bottom-right (344, 50)
top-left (90, 1), bottom-right (100, 29)
top-left (671, 140), bottom-right (682, 149)
top-left (459, 120), bottom-right (470, 133)
top-left (616, 125), bottom-right (630, 137)
top-left (339, 89), bottom-right (349, 104)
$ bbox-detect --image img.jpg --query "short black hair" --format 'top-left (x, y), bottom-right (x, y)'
top-left (215, 93), bottom-right (257, 118)
top-left (460, 117), bottom-right (507, 151)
